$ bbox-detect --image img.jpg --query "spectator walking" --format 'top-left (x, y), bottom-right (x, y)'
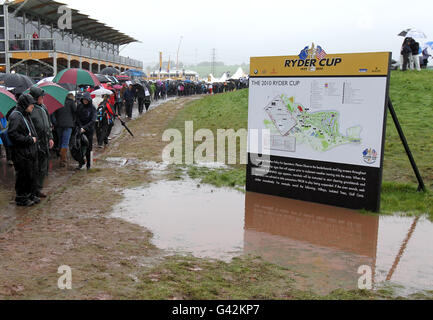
top-left (123, 84), bottom-right (135, 119)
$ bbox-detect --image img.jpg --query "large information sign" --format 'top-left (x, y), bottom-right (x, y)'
top-left (247, 47), bottom-right (391, 212)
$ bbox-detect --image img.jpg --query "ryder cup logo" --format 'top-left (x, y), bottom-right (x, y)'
top-left (363, 148), bottom-right (378, 165)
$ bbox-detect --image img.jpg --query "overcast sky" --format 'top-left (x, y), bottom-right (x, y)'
top-left (62, 0), bottom-right (433, 68)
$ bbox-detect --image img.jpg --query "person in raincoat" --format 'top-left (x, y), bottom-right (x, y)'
top-left (8, 94), bottom-right (39, 207)
top-left (400, 37), bottom-right (412, 71)
top-left (96, 94), bottom-right (116, 148)
top-left (76, 92), bottom-right (96, 170)
top-left (135, 84), bottom-right (145, 114)
top-left (144, 84), bottom-right (151, 112)
top-left (123, 84), bottom-right (135, 119)
top-left (149, 82), bottom-right (156, 101)
top-left (29, 87), bottom-right (54, 199)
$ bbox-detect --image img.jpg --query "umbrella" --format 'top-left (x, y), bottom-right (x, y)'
top-left (422, 41), bottom-right (433, 50)
top-left (95, 74), bottom-right (111, 84)
top-left (398, 29), bottom-right (427, 39)
top-left (37, 76), bottom-right (55, 85)
top-left (91, 88), bottom-right (113, 96)
top-left (100, 67), bottom-right (120, 76)
top-left (0, 73), bottom-right (35, 94)
top-left (101, 83), bottom-right (114, 91)
top-left (23, 82), bottom-right (69, 114)
top-left (0, 88), bottom-right (17, 118)
top-left (53, 68), bottom-right (101, 87)
top-left (113, 84), bottom-right (123, 90)
top-left (107, 75), bottom-right (119, 84)
top-left (115, 75), bottom-right (130, 82)
top-left (132, 82), bottom-right (143, 88)
top-left (57, 83), bottom-right (77, 91)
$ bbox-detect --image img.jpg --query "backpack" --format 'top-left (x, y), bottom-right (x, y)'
top-left (69, 127), bottom-right (88, 165)
top-left (96, 105), bottom-right (105, 122)
top-left (0, 111), bottom-right (32, 148)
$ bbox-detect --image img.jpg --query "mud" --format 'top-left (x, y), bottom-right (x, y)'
top-left (0, 97), bottom-right (198, 299)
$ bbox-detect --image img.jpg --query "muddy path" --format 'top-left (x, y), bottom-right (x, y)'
top-left (0, 96), bottom-right (201, 299)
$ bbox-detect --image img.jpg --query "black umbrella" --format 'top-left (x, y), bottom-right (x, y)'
top-left (58, 83), bottom-right (77, 92)
top-left (0, 73), bottom-right (35, 94)
top-left (95, 74), bottom-right (111, 84)
top-left (100, 67), bottom-right (120, 76)
top-left (105, 75), bottom-right (119, 84)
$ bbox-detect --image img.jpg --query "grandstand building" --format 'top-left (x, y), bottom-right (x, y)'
top-left (0, 0), bottom-right (143, 78)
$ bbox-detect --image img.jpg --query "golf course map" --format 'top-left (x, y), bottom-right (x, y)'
top-left (264, 94), bottom-right (362, 152)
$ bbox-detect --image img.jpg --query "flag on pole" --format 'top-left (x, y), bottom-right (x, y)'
top-left (159, 52), bottom-right (163, 72)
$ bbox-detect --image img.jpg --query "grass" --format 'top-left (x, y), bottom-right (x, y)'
top-left (187, 166), bottom-right (245, 192)
top-left (167, 71), bottom-right (433, 219)
top-left (130, 255), bottom-right (432, 300)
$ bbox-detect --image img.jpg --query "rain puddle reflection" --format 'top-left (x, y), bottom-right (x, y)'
top-left (112, 179), bottom-right (245, 260)
top-left (112, 179), bottom-right (433, 295)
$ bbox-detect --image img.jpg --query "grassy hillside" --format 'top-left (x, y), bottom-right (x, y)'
top-left (168, 70), bottom-right (433, 217)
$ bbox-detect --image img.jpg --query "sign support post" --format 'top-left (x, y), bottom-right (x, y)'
top-left (387, 98), bottom-right (426, 192)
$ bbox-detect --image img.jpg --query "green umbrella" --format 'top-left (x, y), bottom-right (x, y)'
top-left (24, 82), bottom-right (69, 114)
top-left (0, 88), bottom-right (17, 118)
top-left (53, 68), bottom-right (101, 87)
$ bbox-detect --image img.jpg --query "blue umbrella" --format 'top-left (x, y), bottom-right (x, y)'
top-left (423, 41), bottom-right (433, 50)
top-left (0, 117), bottom-right (7, 146)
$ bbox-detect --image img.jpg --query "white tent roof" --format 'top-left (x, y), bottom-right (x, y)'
top-left (219, 73), bottom-right (228, 82)
top-left (230, 67), bottom-right (246, 80)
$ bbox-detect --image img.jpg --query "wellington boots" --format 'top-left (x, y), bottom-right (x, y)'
top-left (60, 148), bottom-right (68, 168)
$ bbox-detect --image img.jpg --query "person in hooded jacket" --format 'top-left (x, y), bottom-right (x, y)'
top-left (123, 84), bottom-right (135, 119)
top-left (401, 37), bottom-right (412, 71)
top-left (8, 94), bottom-right (40, 206)
top-left (144, 84), bottom-right (151, 112)
top-left (29, 87), bottom-right (54, 198)
top-left (76, 92), bottom-right (96, 170)
top-left (96, 94), bottom-right (115, 148)
top-left (136, 85), bottom-right (145, 114)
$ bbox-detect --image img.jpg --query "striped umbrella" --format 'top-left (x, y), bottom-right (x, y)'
top-left (0, 88), bottom-right (17, 118)
top-left (53, 68), bottom-right (101, 87)
top-left (24, 82), bottom-right (69, 114)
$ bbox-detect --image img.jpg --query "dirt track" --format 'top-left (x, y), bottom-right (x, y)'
top-left (0, 97), bottom-right (199, 299)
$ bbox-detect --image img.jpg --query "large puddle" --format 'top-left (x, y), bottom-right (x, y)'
top-left (112, 178), bottom-right (433, 295)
